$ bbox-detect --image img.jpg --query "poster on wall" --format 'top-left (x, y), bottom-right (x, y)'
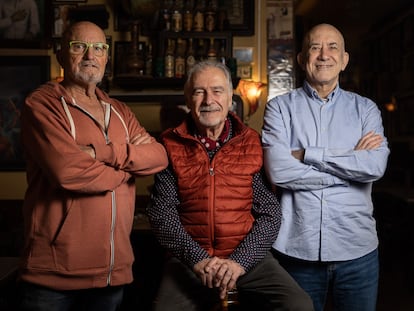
top-left (0, 56), bottom-right (50, 171)
top-left (0, 0), bottom-right (52, 49)
top-left (266, 0), bottom-right (295, 100)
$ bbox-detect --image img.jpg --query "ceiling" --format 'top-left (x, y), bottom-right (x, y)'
top-left (294, 0), bottom-right (412, 51)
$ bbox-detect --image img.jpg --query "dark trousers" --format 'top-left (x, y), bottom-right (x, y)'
top-left (16, 281), bottom-right (124, 311)
top-left (153, 251), bottom-right (314, 311)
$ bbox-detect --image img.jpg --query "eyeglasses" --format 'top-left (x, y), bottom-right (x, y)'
top-left (69, 41), bottom-right (109, 57)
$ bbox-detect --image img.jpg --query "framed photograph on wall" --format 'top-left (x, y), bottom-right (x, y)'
top-left (52, 3), bottom-right (77, 38)
top-left (0, 0), bottom-right (52, 49)
top-left (0, 56), bottom-right (51, 171)
top-left (224, 0), bottom-right (255, 36)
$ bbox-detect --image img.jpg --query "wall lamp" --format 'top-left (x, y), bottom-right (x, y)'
top-left (384, 96), bottom-right (397, 112)
top-left (237, 79), bottom-right (265, 118)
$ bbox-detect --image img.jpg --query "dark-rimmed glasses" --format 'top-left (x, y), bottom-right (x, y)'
top-left (69, 41), bottom-right (109, 57)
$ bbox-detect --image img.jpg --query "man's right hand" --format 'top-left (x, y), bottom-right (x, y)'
top-left (194, 257), bottom-right (245, 299)
top-left (11, 10), bottom-right (27, 23)
top-left (193, 257), bottom-right (221, 288)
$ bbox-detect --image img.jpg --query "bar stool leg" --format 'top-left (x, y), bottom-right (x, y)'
top-left (221, 289), bottom-right (239, 311)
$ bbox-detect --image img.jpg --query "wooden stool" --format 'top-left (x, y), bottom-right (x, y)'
top-left (220, 288), bottom-right (239, 311)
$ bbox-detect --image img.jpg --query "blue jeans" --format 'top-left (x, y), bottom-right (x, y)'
top-left (16, 281), bottom-right (124, 311)
top-left (275, 249), bottom-right (379, 311)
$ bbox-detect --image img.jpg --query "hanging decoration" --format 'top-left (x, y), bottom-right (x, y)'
top-left (266, 0), bottom-right (295, 100)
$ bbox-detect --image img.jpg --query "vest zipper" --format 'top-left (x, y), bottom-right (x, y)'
top-left (209, 165), bottom-right (215, 248)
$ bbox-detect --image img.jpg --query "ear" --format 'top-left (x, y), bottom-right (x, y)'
top-left (297, 52), bottom-right (305, 70)
top-left (341, 51), bottom-right (349, 71)
top-left (227, 90), bottom-right (234, 108)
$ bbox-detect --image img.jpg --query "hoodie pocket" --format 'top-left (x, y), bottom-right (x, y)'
top-left (51, 197), bottom-right (111, 271)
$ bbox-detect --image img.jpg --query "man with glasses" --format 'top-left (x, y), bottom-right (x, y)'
top-left (17, 21), bottom-right (168, 311)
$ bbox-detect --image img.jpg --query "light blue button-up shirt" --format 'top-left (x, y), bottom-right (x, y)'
top-left (262, 81), bottom-right (390, 261)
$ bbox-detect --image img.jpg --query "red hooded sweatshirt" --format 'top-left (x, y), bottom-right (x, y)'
top-left (19, 81), bottom-right (167, 290)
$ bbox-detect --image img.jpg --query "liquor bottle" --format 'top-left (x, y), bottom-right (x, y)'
top-left (154, 56), bottom-right (165, 77)
top-left (193, 0), bottom-right (205, 32)
top-left (175, 38), bottom-right (186, 78)
top-left (164, 39), bottom-right (175, 78)
top-left (126, 22), bottom-right (144, 75)
top-left (186, 38), bottom-right (196, 75)
top-left (196, 38), bottom-right (206, 61)
top-left (204, 0), bottom-right (217, 32)
top-left (227, 57), bottom-right (237, 79)
top-left (159, 0), bottom-right (173, 31)
top-left (218, 39), bottom-right (226, 64)
top-left (171, 0), bottom-right (183, 32)
top-left (145, 43), bottom-right (153, 76)
top-left (183, 0), bottom-right (194, 32)
top-left (217, 0), bottom-right (229, 31)
top-left (207, 38), bottom-right (217, 61)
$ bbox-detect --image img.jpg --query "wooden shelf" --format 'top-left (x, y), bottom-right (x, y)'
top-left (113, 75), bottom-right (186, 90)
top-left (112, 76), bottom-right (240, 92)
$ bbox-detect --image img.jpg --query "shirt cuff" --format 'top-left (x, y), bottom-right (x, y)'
top-left (304, 146), bottom-right (324, 168)
top-left (185, 247), bottom-right (210, 269)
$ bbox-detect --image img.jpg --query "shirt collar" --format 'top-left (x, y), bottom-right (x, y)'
top-left (194, 118), bottom-right (231, 151)
top-left (303, 80), bottom-right (341, 103)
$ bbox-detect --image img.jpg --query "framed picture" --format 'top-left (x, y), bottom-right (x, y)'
top-left (52, 4), bottom-right (77, 38)
top-left (224, 0), bottom-right (255, 36)
top-left (233, 47), bottom-right (254, 79)
top-left (0, 56), bottom-right (51, 171)
top-left (0, 0), bottom-right (52, 49)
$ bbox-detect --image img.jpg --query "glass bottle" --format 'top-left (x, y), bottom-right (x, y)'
top-left (218, 39), bottom-right (226, 64)
top-left (164, 39), bottom-right (175, 78)
top-left (217, 0), bottom-right (228, 31)
top-left (186, 38), bottom-right (196, 75)
top-left (196, 38), bottom-right (206, 61)
top-left (175, 38), bottom-right (186, 78)
top-left (204, 0), bottom-right (217, 32)
top-left (159, 0), bottom-right (173, 31)
top-left (171, 0), bottom-right (183, 32)
top-left (193, 0), bottom-right (205, 32)
top-left (145, 43), bottom-right (153, 76)
top-left (183, 0), bottom-right (194, 32)
top-left (126, 22), bottom-right (144, 75)
top-left (207, 38), bottom-right (217, 61)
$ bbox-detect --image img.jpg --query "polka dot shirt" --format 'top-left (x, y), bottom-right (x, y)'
top-left (147, 123), bottom-right (282, 272)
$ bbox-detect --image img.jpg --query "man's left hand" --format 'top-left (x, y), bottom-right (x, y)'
top-left (212, 258), bottom-right (245, 299)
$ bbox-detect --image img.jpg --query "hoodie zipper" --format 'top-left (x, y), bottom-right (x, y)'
top-left (60, 96), bottom-right (117, 284)
top-left (107, 191), bottom-right (116, 285)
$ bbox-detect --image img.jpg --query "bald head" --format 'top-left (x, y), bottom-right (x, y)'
top-left (301, 23), bottom-right (346, 54)
top-left (57, 21), bottom-right (108, 87)
top-left (297, 23), bottom-right (349, 97)
top-left (61, 21), bottom-right (106, 48)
